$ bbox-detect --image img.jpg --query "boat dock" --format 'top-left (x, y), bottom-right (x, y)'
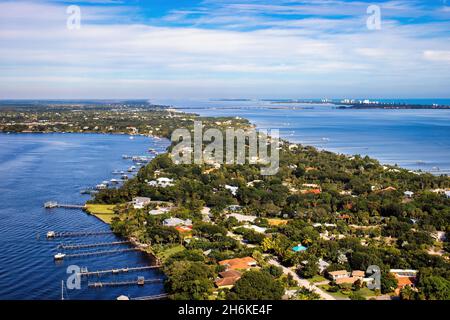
top-left (47, 231), bottom-right (112, 238)
top-left (88, 277), bottom-right (163, 288)
top-left (59, 248), bottom-right (140, 259)
top-left (58, 241), bottom-right (131, 250)
top-left (44, 201), bottom-right (85, 209)
top-left (78, 265), bottom-right (161, 277)
top-left (132, 293), bottom-right (169, 300)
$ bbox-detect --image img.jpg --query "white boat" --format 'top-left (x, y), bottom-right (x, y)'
top-left (96, 184), bottom-right (107, 190)
top-left (47, 231), bottom-right (56, 238)
top-left (54, 253), bottom-right (66, 260)
top-left (110, 179), bottom-right (119, 184)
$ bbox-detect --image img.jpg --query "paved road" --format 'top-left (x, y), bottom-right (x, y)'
top-left (268, 259), bottom-right (339, 300)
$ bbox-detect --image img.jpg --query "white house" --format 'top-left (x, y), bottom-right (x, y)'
top-left (318, 259), bottom-right (330, 273)
top-left (242, 225), bottom-right (267, 234)
top-left (133, 197), bottom-right (151, 209)
top-left (404, 191), bottom-right (414, 198)
top-left (163, 217), bottom-right (192, 227)
top-left (227, 213), bottom-right (257, 223)
top-left (148, 207), bottom-right (171, 216)
top-left (225, 185), bottom-right (239, 196)
top-left (445, 191), bottom-right (450, 199)
top-left (328, 270), bottom-right (349, 281)
top-left (148, 177), bottom-right (174, 188)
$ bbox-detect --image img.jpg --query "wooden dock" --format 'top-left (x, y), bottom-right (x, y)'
top-left (132, 293), bottom-right (169, 300)
top-left (58, 241), bottom-right (131, 250)
top-left (48, 231), bottom-right (112, 238)
top-left (44, 201), bottom-right (85, 209)
top-left (78, 265), bottom-right (161, 277)
top-left (63, 248), bottom-right (140, 259)
top-left (88, 277), bottom-right (163, 288)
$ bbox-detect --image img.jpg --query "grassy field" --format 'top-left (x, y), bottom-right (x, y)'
top-left (156, 245), bottom-right (185, 262)
top-left (85, 204), bottom-right (117, 224)
top-left (308, 275), bottom-right (328, 283)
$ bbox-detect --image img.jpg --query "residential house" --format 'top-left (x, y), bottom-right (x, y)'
top-left (147, 177), bottom-right (174, 188)
top-left (404, 191), bottom-right (414, 198)
top-left (225, 185), bottom-right (239, 196)
top-left (318, 259), bottom-right (330, 274)
top-left (351, 270), bottom-right (365, 280)
top-left (219, 257), bottom-right (257, 271)
top-left (148, 207), bottom-right (171, 216)
top-left (242, 225), bottom-right (267, 234)
top-left (300, 189), bottom-right (321, 195)
top-left (390, 269), bottom-right (418, 295)
top-left (227, 213), bottom-right (257, 223)
top-left (163, 217), bottom-right (192, 227)
top-left (328, 270), bottom-right (349, 281)
top-left (132, 197), bottom-right (151, 209)
top-left (329, 270), bottom-right (365, 285)
top-left (214, 270), bottom-right (242, 289)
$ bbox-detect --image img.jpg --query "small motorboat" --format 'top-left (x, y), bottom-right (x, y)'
top-left (47, 231), bottom-right (56, 239)
top-left (96, 184), bottom-right (107, 190)
top-left (54, 253), bottom-right (66, 260)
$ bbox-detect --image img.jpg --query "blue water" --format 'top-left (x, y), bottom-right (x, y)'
top-left (155, 99), bottom-right (450, 175)
top-left (0, 133), bottom-right (169, 300)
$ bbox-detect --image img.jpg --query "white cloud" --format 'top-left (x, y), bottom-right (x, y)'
top-left (0, 0), bottom-right (449, 98)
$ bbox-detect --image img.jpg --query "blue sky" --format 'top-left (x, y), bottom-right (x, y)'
top-left (0, 0), bottom-right (449, 99)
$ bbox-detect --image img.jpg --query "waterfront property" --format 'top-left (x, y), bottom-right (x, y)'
top-left (132, 197), bottom-right (152, 209)
top-left (147, 178), bottom-right (174, 188)
top-left (163, 217), bottom-right (192, 227)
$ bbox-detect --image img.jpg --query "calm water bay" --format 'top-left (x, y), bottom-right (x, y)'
top-left (0, 133), bottom-right (169, 300)
top-left (156, 99), bottom-right (450, 175)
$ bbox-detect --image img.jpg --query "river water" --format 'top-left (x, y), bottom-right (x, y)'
top-left (0, 133), bottom-right (169, 300)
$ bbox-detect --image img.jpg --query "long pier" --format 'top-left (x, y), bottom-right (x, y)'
top-left (63, 248), bottom-right (140, 259)
top-left (58, 241), bottom-right (131, 250)
top-left (132, 293), bottom-right (169, 300)
top-left (88, 278), bottom-right (163, 288)
top-left (44, 201), bottom-right (85, 209)
top-left (78, 265), bottom-right (161, 277)
top-left (48, 231), bottom-right (112, 238)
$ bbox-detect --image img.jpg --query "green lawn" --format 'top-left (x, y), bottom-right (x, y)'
top-left (85, 204), bottom-right (117, 224)
top-left (156, 245), bottom-right (185, 262)
top-left (356, 287), bottom-right (377, 298)
top-left (308, 275), bottom-right (327, 283)
top-left (318, 285), bottom-right (350, 299)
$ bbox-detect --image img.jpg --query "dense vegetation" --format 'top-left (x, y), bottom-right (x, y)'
top-left (2, 104), bottom-right (449, 300)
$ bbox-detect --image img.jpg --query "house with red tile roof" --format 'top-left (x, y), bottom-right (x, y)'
top-left (214, 270), bottom-right (242, 289)
top-left (219, 257), bottom-right (257, 271)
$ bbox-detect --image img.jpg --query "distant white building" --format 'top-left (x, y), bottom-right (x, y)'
top-left (132, 197), bottom-right (151, 209)
top-left (163, 217), bottom-right (192, 227)
top-left (148, 177), bottom-right (174, 188)
top-left (148, 207), bottom-right (171, 216)
top-left (227, 213), bottom-right (257, 223)
top-left (225, 185), bottom-right (239, 196)
top-left (242, 225), bottom-right (267, 234)
top-left (445, 191), bottom-right (450, 199)
top-left (404, 191), bottom-right (414, 198)
top-left (226, 205), bottom-right (243, 212)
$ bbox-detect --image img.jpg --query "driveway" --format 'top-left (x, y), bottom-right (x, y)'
top-left (268, 258), bottom-right (340, 300)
